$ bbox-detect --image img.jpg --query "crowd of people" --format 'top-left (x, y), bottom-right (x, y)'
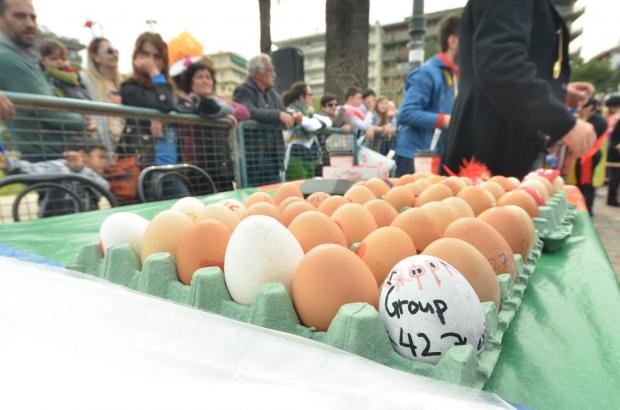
top-left (0, 0), bottom-right (619, 215)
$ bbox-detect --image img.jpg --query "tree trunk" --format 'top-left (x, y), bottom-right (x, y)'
top-left (259, 0), bottom-right (272, 55)
top-left (324, 0), bottom-right (370, 101)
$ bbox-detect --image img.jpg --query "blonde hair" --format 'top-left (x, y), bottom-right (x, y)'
top-left (39, 38), bottom-right (68, 60)
top-left (85, 37), bottom-right (123, 101)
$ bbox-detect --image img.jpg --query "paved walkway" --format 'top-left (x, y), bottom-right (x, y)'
top-left (591, 186), bottom-right (620, 276)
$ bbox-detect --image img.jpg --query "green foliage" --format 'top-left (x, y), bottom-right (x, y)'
top-left (571, 55), bottom-right (620, 94)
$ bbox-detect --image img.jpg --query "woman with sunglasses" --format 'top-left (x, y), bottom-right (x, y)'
top-left (82, 37), bottom-right (125, 153)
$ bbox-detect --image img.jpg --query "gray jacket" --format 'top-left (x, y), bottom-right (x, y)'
top-left (233, 78), bottom-right (284, 125)
top-left (7, 157), bottom-right (110, 190)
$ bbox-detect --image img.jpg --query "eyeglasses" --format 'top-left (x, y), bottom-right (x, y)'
top-left (326, 102), bottom-right (338, 107)
top-left (105, 47), bottom-right (118, 55)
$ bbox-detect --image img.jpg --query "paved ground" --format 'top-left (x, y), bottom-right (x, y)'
top-left (591, 186), bottom-right (620, 276)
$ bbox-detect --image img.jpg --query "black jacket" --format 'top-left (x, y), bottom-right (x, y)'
top-left (608, 121), bottom-right (620, 165)
top-left (233, 78), bottom-right (284, 125)
top-left (442, 0), bottom-right (576, 178)
top-left (117, 78), bottom-right (176, 165)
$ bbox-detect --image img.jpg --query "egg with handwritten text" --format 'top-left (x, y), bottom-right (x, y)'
top-left (379, 255), bottom-right (486, 364)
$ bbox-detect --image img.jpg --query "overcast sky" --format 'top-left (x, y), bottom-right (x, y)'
top-left (33, 0), bottom-right (620, 74)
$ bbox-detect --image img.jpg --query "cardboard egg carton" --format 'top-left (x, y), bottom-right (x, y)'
top-left (68, 236), bottom-right (543, 389)
top-left (533, 191), bottom-right (576, 252)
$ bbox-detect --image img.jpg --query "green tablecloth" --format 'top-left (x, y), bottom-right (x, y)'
top-left (0, 190), bottom-right (618, 410)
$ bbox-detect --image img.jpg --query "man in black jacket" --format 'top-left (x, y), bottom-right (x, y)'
top-left (442, 0), bottom-right (595, 178)
top-left (233, 54), bottom-right (298, 128)
top-left (233, 54), bottom-right (300, 185)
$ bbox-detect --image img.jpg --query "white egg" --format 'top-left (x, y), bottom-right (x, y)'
top-left (379, 255), bottom-right (486, 364)
top-left (99, 212), bottom-right (149, 254)
top-left (224, 215), bottom-right (304, 305)
top-left (171, 197), bottom-right (206, 221)
top-left (217, 198), bottom-right (247, 219)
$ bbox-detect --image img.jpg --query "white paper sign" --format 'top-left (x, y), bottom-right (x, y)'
top-left (379, 255), bottom-right (486, 364)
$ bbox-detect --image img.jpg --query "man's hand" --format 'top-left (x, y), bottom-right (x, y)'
top-left (150, 120), bottom-right (163, 137)
top-left (292, 111), bottom-right (303, 125)
top-left (63, 151), bottom-right (84, 171)
top-left (442, 114), bottom-right (451, 128)
top-left (566, 82), bottom-right (595, 109)
top-left (341, 124), bottom-right (352, 134)
top-left (279, 112), bottom-right (295, 129)
top-left (0, 93), bottom-right (16, 120)
top-left (560, 118), bottom-right (596, 158)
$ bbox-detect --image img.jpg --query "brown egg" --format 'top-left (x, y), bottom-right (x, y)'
top-left (427, 174), bottom-right (445, 184)
top-left (460, 176), bottom-right (473, 186)
top-left (331, 203), bottom-right (378, 247)
top-left (443, 218), bottom-right (517, 280)
top-left (344, 184), bottom-right (376, 204)
top-left (490, 175), bottom-right (516, 192)
top-left (288, 211), bottom-right (347, 253)
top-left (140, 210), bottom-right (192, 264)
top-left (420, 201), bottom-right (458, 233)
top-left (398, 174), bottom-right (417, 185)
top-left (478, 207), bottom-right (532, 259)
top-left (176, 219), bottom-right (232, 285)
top-left (498, 190), bottom-right (539, 218)
top-left (457, 186), bottom-right (496, 216)
top-left (552, 176), bottom-right (565, 192)
top-left (441, 176), bottom-right (467, 195)
top-left (318, 195), bottom-right (350, 216)
top-left (423, 238), bottom-right (501, 309)
top-left (356, 227), bottom-right (417, 285)
top-left (244, 192), bottom-right (274, 208)
top-left (507, 177), bottom-right (521, 188)
top-left (479, 180), bottom-right (506, 201)
top-left (527, 175), bottom-right (555, 197)
top-left (384, 186), bottom-right (415, 212)
top-left (388, 177), bottom-right (400, 186)
top-left (520, 179), bottom-right (550, 201)
top-left (197, 204), bottom-right (240, 230)
top-left (274, 182), bottom-right (304, 205)
top-left (441, 196), bottom-right (475, 219)
top-left (391, 208), bottom-right (441, 252)
top-left (415, 184), bottom-right (453, 206)
top-left (366, 178), bottom-right (390, 197)
top-left (364, 199), bottom-right (398, 227)
top-left (306, 192), bottom-right (330, 208)
top-left (245, 202), bottom-right (283, 224)
top-left (292, 244), bottom-right (380, 331)
top-left (404, 179), bottom-right (432, 197)
top-left (282, 201), bottom-right (315, 226)
top-left (504, 205), bottom-right (537, 258)
top-left (278, 196), bottom-right (304, 211)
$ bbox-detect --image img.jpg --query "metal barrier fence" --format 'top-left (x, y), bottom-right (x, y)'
top-left (236, 123), bottom-right (361, 187)
top-left (1, 92), bottom-right (390, 222)
top-left (1, 92), bottom-right (238, 222)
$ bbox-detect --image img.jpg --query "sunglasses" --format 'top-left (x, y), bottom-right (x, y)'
top-left (105, 47), bottom-right (118, 55)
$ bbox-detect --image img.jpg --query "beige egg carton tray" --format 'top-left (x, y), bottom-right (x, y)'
top-left (533, 191), bottom-right (576, 252)
top-left (68, 236), bottom-right (543, 389)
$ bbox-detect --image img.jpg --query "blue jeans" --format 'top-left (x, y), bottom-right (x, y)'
top-left (395, 155), bottom-right (413, 177)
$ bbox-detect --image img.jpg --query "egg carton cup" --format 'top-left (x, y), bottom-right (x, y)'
top-left (68, 237), bottom-right (543, 390)
top-left (533, 191), bottom-right (576, 253)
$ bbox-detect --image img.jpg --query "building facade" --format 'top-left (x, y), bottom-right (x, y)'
top-left (274, 1), bottom-right (584, 102)
top-left (205, 52), bottom-right (248, 99)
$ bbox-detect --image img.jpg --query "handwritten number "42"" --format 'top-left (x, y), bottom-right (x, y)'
top-left (398, 328), bottom-right (441, 358)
